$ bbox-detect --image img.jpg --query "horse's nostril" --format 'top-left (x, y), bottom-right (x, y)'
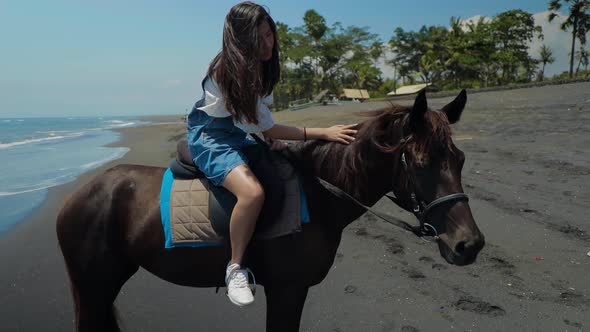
top-left (455, 241), bottom-right (466, 255)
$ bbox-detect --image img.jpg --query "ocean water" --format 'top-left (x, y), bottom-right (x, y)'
top-left (0, 116), bottom-right (148, 234)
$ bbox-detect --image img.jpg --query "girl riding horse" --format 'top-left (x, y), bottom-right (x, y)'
top-left (187, 1), bottom-right (357, 306)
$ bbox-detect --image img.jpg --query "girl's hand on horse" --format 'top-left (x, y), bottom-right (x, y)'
top-left (323, 124), bottom-right (357, 145)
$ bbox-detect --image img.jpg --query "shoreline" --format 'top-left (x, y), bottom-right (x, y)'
top-left (0, 114), bottom-right (185, 239)
top-left (0, 114), bottom-right (189, 331)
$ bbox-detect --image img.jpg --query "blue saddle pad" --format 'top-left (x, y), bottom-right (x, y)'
top-left (159, 168), bottom-right (310, 248)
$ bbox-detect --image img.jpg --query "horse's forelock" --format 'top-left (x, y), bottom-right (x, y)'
top-left (358, 104), bottom-right (453, 165)
top-left (409, 110), bottom-right (453, 167)
top-left (354, 104), bottom-right (409, 152)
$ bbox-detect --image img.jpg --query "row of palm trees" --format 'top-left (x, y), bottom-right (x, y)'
top-left (538, 44), bottom-right (588, 80)
top-left (548, 0), bottom-right (590, 78)
top-left (272, 2), bottom-right (588, 106)
top-left (388, 1), bottom-right (589, 87)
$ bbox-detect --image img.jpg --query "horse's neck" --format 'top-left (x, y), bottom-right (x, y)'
top-left (289, 140), bottom-right (395, 228)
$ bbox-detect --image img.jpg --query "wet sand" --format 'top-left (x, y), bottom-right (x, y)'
top-left (1, 83), bottom-right (589, 331)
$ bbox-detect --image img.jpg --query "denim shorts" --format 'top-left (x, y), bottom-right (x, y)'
top-left (187, 109), bottom-right (254, 186)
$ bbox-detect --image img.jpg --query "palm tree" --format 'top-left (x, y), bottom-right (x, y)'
top-left (303, 9), bottom-right (327, 79)
top-left (369, 41), bottom-right (384, 67)
top-left (539, 44), bottom-right (556, 80)
top-left (447, 16), bottom-right (466, 88)
top-left (575, 45), bottom-right (589, 73)
top-left (548, 0), bottom-right (590, 78)
top-left (387, 57), bottom-right (400, 92)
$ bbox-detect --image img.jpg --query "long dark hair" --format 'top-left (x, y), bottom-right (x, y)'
top-left (207, 1), bottom-right (280, 124)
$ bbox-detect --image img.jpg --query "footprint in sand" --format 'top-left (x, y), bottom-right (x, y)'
top-left (386, 238), bottom-right (405, 255)
top-left (432, 263), bottom-right (448, 271)
top-left (344, 285), bottom-right (357, 294)
top-left (453, 296), bottom-right (506, 316)
top-left (487, 256), bottom-right (516, 276)
top-left (402, 267), bottom-right (426, 279)
top-left (418, 256), bottom-right (448, 271)
top-left (563, 319), bottom-right (583, 329)
top-left (418, 256), bottom-right (435, 263)
top-left (354, 227), bottom-right (368, 236)
top-left (558, 290), bottom-right (590, 308)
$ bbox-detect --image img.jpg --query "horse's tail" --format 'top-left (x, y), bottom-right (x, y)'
top-left (56, 165), bottom-right (139, 332)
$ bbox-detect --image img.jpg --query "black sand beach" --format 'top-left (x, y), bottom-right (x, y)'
top-left (1, 82), bottom-right (589, 331)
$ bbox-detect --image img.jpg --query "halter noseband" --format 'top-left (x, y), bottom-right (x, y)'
top-left (388, 143), bottom-right (469, 241)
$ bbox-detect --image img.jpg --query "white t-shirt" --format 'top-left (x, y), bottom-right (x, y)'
top-left (197, 77), bottom-right (275, 133)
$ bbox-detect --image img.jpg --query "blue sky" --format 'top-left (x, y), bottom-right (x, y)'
top-left (0, 1), bottom-right (562, 117)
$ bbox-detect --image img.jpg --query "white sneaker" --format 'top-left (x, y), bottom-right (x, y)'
top-left (225, 263), bottom-right (255, 307)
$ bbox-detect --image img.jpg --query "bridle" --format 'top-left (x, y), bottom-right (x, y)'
top-left (384, 147), bottom-right (469, 241)
top-left (315, 138), bottom-right (469, 241)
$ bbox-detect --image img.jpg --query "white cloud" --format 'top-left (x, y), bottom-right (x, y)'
top-left (460, 15), bottom-right (492, 30)
top-left (529, 11), bottom-right (576, 76)
top-left (377, 45), bottom-right (396, 80)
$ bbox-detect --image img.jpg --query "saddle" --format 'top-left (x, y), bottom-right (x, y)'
top-left (169, 138), bottom-right (292, 237)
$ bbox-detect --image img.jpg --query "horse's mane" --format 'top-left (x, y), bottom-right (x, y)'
top-left (289, 103), bottom-right (453, 200)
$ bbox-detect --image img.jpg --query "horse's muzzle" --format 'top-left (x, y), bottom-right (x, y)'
top-left (438, 233), bottom-right (485, 266)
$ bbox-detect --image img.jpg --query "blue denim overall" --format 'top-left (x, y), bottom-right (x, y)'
top-left (186, 78), bottom-right (255, 186)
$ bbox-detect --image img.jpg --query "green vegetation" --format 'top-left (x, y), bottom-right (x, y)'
top-left (274, 10), bottom-right (382, 109)
top-left (548, 0), bottom-right (590, 78)
top-left (274, 5), bottom-right (590, 110)
top-left (538, 44), bottom-right (556, 81)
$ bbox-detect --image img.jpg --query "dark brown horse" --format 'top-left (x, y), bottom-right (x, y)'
top-left (56, 90), bottom-right (484, 332)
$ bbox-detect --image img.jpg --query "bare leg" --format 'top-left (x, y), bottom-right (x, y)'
top-left (221, 164), bottom-right (265, 265)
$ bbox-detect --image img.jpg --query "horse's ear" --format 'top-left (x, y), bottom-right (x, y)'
top-left (410, 89), bottom-right (428, 131)
top-left (441, 89), bottom-right (467, 124)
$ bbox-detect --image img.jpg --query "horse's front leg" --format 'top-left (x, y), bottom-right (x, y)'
top-left (264, 284), bottom-right (309, 332)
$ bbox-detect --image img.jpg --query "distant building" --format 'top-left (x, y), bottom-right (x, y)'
top-left (341, 89), bottom-right (370, 101)
top-left (312, 89), bottom-right (330, 103)
top-left (387, 83), bottom-right (432, 96)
